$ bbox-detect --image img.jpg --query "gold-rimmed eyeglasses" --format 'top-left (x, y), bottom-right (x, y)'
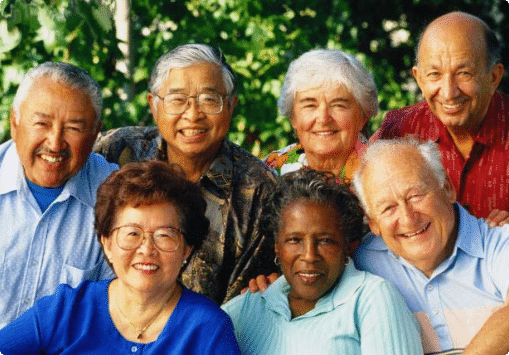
top-left (110, 225), bottom-right (183, 252)
top-left (154, 93), bottom-right (228, 115)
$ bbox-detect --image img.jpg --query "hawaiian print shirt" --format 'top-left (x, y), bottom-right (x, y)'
top-left (264, 140), bottom-right (366, 184)
top-left (94, 126), bottom-right (278, 304)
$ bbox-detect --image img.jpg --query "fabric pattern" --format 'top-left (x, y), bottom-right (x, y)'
top-left (94, 126), bottom-right (278, 304)
top-left (0, 280), bottom-right (241, 354)
top-left (375, 92), bottom-right (509, 219)
top-left (264, 140), bottom-right (366, 183)
top-left (354, 203), bottom-right (509, 354)
top-left (0, 140), bottom-right (117, 330)
top-left (222, 263), bottom-right (423, 355)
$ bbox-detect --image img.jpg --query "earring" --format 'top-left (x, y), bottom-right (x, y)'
top-left (182, 259), bottom-right (188, 266)
top-left (274, 256), bottom-right (280, 266)
top-left (357, 132), bottom-right (368, 144)
top-left (345, 256), bottom-right (352, 266)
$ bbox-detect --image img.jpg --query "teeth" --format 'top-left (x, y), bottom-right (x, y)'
top-left (442, 103), bottom-right (463, 110)
top-left (181, 129), bottom-right (206, 137)
top-left (41, 155), bottom-right (64, 163)
top-left (315, 132), bottom-right (335, 136)
top-left (299, 273), bottom-right (321, 277)
top-left (134, 264), bottom-right (158, 271)
top-left (403, 224), bottom-right (429, 237)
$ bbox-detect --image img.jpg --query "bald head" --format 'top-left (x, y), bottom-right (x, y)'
top-left (416, 12), bottom-right (501, 70)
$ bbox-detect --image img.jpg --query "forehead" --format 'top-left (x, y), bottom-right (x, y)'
top-left (295, 83), bottom-right (353, 100)
top-left (418, 21), bottom-right (487, 68)
top-left (159, 63), bottom-right (226, 93)
top-left (21, 77), bottom-right (96, 122)
top-left (363, 148), bottom-right (436, 202)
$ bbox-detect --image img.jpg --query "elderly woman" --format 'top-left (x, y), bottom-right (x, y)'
top-left (265, 49), bottom-right (377, 182)
top-left (222, 170), bottom-right (423, 354)
top-left (0, 161), bottom-right (240, 354)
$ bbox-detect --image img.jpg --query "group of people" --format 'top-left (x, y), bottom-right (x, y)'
top-left (0, 10), bottom-right (508, 355)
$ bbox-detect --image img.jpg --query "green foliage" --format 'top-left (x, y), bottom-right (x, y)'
top-left (1, 0), bottom-right (508, 157)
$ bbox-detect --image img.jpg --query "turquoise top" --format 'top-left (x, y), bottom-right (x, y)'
top-left (222, 263), bottom-right (423, 355)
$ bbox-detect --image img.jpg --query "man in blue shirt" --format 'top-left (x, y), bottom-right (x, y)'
top-left (0, 62), bottom-right (117, 329)
top-left (352, 138), bottom-right (509, 355)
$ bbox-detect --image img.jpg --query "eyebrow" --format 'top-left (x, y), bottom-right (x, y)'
top-left (166, 87), bottom-right (223, 94)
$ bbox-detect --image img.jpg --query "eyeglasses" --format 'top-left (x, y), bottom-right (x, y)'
top-left (155, 93), bottom-right (227, 115)
top-left (110, 225), bottom-right (183, 252)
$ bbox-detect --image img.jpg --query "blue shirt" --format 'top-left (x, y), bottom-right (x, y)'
top-left (0, 140), bottom-right (118, 329)
top-left (222, 263), bottom-right (423, 355)
top-left (354, 203), bottom-right (509, 354)
top-left (0, 280), bottom-right (241, 354)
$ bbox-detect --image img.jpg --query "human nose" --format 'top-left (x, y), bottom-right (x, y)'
top-left (315, 103), bottom-right (333, 123)
top-left (440, 74), bottom-right (460, 100)
top-left (46, 125), bottom-right (66, 152)
top-left (137, 233), bottom-right (157, 255)
top-left (181, 96), bottom-right (202, 121)
top-left (398, 203), bottom-right (418, 227)
top-left (300, 239), bottom-right (320, 262)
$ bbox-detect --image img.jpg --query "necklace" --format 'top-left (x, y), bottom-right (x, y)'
top-left (114, 286), bottom-right (176, 340)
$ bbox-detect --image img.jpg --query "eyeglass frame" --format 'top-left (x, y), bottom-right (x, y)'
top-left (109, 225), bottom-right (184, 252)
top-left (153, 92), bottom-right (230, 115)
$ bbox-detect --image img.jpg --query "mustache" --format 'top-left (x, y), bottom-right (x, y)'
top-left (35, 147), bottom-right (71, 158)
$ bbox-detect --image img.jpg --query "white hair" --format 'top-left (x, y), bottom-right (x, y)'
top-left (148, 44), bottom-right (237, 107)
top-left (13, 62), bottom-right (102, 123)
top-left (278, 49), bottom-right (378, 120)
top-left (352, 138), bottom-right (447, 215)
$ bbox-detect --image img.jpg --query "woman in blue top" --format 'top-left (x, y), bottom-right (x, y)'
top-left (222, 170), bottom-right (423, 354)
top-left (0, 161), bottom-right (240, 355)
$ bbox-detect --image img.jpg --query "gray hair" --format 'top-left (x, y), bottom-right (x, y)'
top-left (148, 44), bottom-right (237, 105)
top-left (13, 62), bottom-right (102, 123)
top-left (415, 12), bottom-right (502, 70)
top-left (352, 138), bottom-right (447, 215)
top-left (278, 49), bottom-right (378, 120)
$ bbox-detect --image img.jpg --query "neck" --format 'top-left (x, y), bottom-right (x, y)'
top-left (306, 151), bottom-right (351, 177)
top-left (445, 126), bottom-right (475, 160)
top-left (288, 294), bottom-right (317, 319)
top-left (166, 147), bottom-right (218, 182)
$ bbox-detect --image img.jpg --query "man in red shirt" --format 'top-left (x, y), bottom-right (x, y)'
top-left (376, 11), bottom-right (507, 226)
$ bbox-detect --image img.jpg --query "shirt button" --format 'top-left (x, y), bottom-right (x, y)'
top-left (433, 309), bottom-right (439, 315)
top-left (25, 298), bottom-right (30, 304)
top-left (427, 285), bottom-right (434, 291)
top-left (131, 346), bottom-right (137, 352)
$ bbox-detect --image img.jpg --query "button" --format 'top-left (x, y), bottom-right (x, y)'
top-left (131, 346), bottom-right (138, 352)
top-left (433, 309), bottom-right (439, 315)
top-left (427, 285), bottom-right (434, 291)
top-left (25, 298), bottom-right (30, 304)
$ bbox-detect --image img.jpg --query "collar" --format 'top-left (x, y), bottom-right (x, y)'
top-left (262, 263), bottom-right (365, 321)
top-left (0, 140), bottom-right (95, 208)
top-left (158, 136), bottom-right (234, 199)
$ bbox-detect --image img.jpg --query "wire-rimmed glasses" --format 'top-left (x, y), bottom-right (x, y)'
top-left (110, 225), bottom-right (183, 252)
top-left (155, 93), bottom-right (227, 115)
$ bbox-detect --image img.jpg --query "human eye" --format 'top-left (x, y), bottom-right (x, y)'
top-left (426, 71), bottom-right (440, 80)
top-left (65, 124), bottom-right (84, 133)
top-left (284, 236), bottom-right (301, 245)
top-left (380, 204), bottom-right (396, 215)
top-left (167, 94), bottom-right (187, 104)
top-left (318, 237), bottom-right (338, 245)
top-left (118, 226), bottom-right (142, 240)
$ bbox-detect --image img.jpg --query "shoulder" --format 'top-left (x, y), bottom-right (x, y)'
top-left (224, 140), bottom-right (277, 185)
top-left (178, 288), bottom-right (232, 323)
top-left (378, 101), bottom-right (430, 139)
top-left (221, 289), bottom-right (264, 319)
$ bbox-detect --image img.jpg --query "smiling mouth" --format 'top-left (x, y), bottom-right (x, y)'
top-left (441, 101), bottom-right (466, 113)
top-left (133, 264), bottom-right (159, 271)
top-left (40, 154), bottom-right (66, 163)
top-left (402, 222), bottom-right (430, 237)
top-left (180, 128), bottom-right (206, 137)
top-left (297, 271), bottom-right (323, 283)
top-left (313, 131), bottom-right (336, 136)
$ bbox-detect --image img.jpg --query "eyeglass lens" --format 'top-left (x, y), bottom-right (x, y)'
top-left (116, 226), bottom-right (181, 251)
top-left (163, 93), bottom-right (223, 114)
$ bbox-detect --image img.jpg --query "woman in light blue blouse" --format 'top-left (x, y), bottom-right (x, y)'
top-left (222, 170), bottom-right (423, 355)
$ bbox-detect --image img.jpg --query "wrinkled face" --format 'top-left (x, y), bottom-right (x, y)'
top-left (362, 147), bottom-right (457, 276)
top-left (412, 23), bottom-right (503, 132)
top-left (101, 202), bottom-right (193, 295)
top-left (275, 200), bottom-right (347, 310)
top-left (10, 78), bottom-right (100, 188)
top-left (291, 85), bottom-right (365, 162)
top-left (148, 63), bottom-right (236, 162)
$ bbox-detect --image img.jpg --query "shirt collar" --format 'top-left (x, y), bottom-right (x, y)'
top-left (474, 92), bottom-right (507, 147)
top-left (262, 263), bottom-right (364, 321)
top-left (0, 141), bottom-right (94, 207)
top-left (453, 202), bottom-right (484, 259)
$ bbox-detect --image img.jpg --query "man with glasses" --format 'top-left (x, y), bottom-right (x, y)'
top-left (94, 44), bottom-right (277, 304)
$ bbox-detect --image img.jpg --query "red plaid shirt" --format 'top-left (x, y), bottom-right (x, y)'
top-left (375, 92), bottom-right (509, 219)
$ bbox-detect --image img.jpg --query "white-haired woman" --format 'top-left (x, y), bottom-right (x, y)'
top-left (265, 49), bottom-right (378, 183)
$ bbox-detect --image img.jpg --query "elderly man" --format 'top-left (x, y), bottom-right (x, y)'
top-left (94, 44), bottom-right (277, 304)
top-left (376, 12), bottom-right (507, 226)
top-left (0, 62), bottom-right (117, 329)
top-left (353, 138), bottom-right (509, 355)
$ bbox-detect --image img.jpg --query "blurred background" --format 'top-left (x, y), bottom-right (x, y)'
top-left (0, 0), bottom-right (507, 157)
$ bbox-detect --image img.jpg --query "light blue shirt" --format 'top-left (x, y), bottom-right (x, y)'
top-left (354, 203), bottom-right (509, 354)
top-left (222, 263), bottom-right (423, 355)
top-left (0, 140), bottom-right (117, 329)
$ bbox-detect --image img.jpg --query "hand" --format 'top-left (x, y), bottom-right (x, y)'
top-left (241, 273), bottom-right (279, 294)
top-left (486, 209), bottom-right (509, 228)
